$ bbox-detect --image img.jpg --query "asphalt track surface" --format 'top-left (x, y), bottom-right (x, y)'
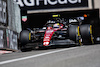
top-left (0, 44), bottom-right (100, 67)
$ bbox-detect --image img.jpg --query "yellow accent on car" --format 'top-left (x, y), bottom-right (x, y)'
top-left (90, 25), bottom-right (94, 44)
top-left (91, 35), bottom-right (94, 44)
top-left (29, 33), bottom-right (31, 40)
top-left (78, 26), bottom-right (80, 36)
top-left (79, 39), bottom-right (82, 46)
top-left (78, 26), bottom-right (82, 45)
top-left (52, 14), bottom-right (60, 17)
top-left (90, 25), bottom-right (92, 35)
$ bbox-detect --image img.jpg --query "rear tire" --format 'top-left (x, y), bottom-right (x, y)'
top-left (80, 24), bottom-right (94, 45)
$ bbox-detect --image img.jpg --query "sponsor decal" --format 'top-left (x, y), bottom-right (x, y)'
top-left (15, 0), bottom-right (88, 10)
top-left (22, 16), bottom-right (27, 22)
top-left (43, 28), bottom-right (60, 46)
top-left (43, 29), bottom-right (54, 46)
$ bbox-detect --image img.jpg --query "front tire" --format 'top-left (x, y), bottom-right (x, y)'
top-left (80, 24), bottom-right (94, 45)
top-left (69, 25), bottom-right (82, 46)
top-left (20, 30), bottom-right (30, 52)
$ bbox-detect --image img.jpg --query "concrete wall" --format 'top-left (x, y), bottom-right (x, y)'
top-left (7, 0), bottom-right (22, 33)
top-left (94, 0), bottom-right (100, 9)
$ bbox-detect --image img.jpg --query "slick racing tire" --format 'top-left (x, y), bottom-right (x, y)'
top-left (20, 30), bottom-right (31, 52)
top-left (20, 30), bottom-right (30, 45)
top-left (69, 25), bottom-right (82, 46)
top-left (80, 24), bottom-right (94, 45)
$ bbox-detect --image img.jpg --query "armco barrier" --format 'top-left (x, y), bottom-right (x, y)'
top-left (0, 27), bottom-right (18, 51)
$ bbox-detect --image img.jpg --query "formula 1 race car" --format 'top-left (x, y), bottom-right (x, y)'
top-left (19, 15), bottom-right (94, 51)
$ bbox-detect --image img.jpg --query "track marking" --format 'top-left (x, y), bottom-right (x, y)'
top-left (0, 47), bottom-right (79, 65)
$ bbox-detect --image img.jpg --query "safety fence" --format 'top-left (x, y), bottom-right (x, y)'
top-left (0, 0), bottom-right (21, 51)
top-left (0, 27), bottom-right (18, 51)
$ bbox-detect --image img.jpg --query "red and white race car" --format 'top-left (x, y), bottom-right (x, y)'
top-left (19, 16), bottom-right (94, 51)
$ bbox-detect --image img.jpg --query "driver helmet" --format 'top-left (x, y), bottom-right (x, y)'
top-left (53, 23), bottom-right (60, 28)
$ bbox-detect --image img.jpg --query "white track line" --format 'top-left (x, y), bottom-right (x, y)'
top-left (0, 47), bottom-right (79, 65)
